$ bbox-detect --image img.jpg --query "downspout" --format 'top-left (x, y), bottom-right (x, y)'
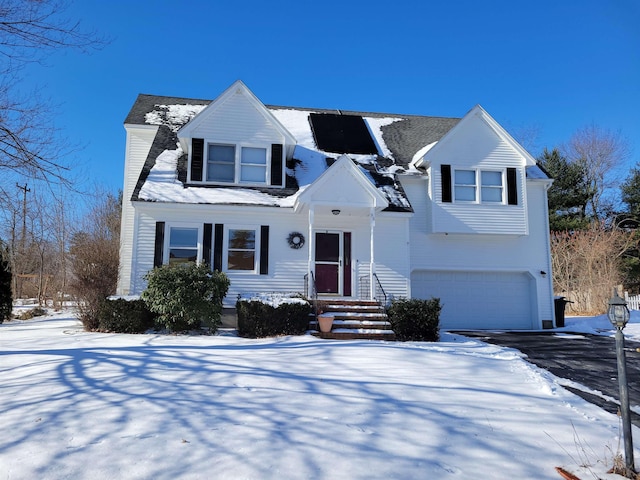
top-left (369, 207), bottom-right (375, 300)
top-left (308, 206), bottom-right (314, 297)
top-left (542, 180), bottom-right (555, 326)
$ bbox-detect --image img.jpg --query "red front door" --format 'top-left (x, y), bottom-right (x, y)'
top-left (315, 232), bottom-right (351, 296)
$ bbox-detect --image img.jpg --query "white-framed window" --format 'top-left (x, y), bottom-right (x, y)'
top-left (225, 226), bottom-right (258, 272)
top-left (454, 169), bottom-right (477, 202)
top-left (205, 143), bottom-right (268, 185)
top-left (240, 147), bottom-right (267, 183)
top-left (166, 225), bottom-right (201, 265)
top-left (454, 169), bottom-right (504, 204)
top-left (207, 144), bottom-right (236, 182)
top-left (480, 170), bottom-right (504, 203)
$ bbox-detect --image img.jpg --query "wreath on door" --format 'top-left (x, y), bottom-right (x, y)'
top-left (287, 232), bottom-right (305, 249)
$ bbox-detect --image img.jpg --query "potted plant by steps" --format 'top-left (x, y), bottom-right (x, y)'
top-left (315, 300), bottom-right (334, 333)
top-left (317, 312), bottom-right (334, 333)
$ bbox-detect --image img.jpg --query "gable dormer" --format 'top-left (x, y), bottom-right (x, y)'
top-left (413, 105), bottom-right (536, 236)
top-left (294, 155), bottom-right (389, 215)
top-left (177, 80), bottom-right (296, 188)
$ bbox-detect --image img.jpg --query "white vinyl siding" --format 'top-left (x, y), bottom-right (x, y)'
top-left (131, 206), bottom-right (305, 303)
top-left (186, 92), bottom-right (285, 187)
top-left (128, 204), bottom-right (412, 308)
top-left (399, 172), bottom-right (554, 329)
top-left (369, 215), bottom-right (411, 300)
top-left (117, 126), bottom-right (159, 295)
top-left (429, 113), bottom-right (528, 235)
top-left (190, 92), bottom-right (283, 143)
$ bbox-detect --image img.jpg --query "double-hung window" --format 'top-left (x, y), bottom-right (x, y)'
top-left (227, 228), bottom-right (257, 271)
top-left (205, 144), bottom-right (267, 184)
top-left (454, 169), bottom-right (477, 202)
top-left (454, 169), bottom-right (504, 203)
top-left (207, 144), bottom-right (235, 182)
top-left (167, 226), bottom-right (199, 265)
top-left (480, 171), bottom-right (504, 203)
top-left (240, 147), bottom-right (267, 183)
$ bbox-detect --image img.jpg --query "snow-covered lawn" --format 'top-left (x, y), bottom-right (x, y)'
top-left (1, 310), bottom-right (639, 479)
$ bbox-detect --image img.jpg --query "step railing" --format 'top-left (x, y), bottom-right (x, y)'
top-left (359, 273), bottom-right (388, 307)
top-left (304, 272), bottom-right (318, 315)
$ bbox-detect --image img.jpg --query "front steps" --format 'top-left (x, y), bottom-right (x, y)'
top-left (309, 299), bottom-right (396, 341)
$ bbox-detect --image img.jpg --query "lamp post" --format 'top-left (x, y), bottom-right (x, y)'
top-left (607, 288), bottom-right (635, 474)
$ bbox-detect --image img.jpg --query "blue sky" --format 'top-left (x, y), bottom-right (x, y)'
top-left (25, 0), bottom-right (640, 194)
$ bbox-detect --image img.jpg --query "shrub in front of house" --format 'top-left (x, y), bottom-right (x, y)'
top-left (96, 298), bottom-right (156, 333)
top-left (142, 263), bottom-right (230, 333)
top-left (387, 298), bottom-right (441, 342)
top-left (236, 297), bottom-right (312, 338)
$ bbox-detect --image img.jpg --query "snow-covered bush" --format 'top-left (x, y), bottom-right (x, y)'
top-left (142, 263), bottom-right (230, 332)
top-left (236, 293), bottom-right (311, 338)
top-left (387, 298), bottom-right (441, 342)
top-left (96, 297), bottom-right (156, 333)
top-left (15, 306), bottom-right (47, 320)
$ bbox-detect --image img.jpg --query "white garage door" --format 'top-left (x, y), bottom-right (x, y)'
top-left (411, 270), bottom-right (535, 330)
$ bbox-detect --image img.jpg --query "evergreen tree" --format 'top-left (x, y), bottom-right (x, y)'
top-left (621, 164), bottom-right (640, 219)
top-left (619, 165), bottom-right (640, 292)
top-left (538, 148), bottom-right (591, 231)
top-left (0, 242), bottom-right (12, 323)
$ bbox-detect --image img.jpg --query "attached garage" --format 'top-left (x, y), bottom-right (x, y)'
top-left (411, 270), bottom-right (537, 330)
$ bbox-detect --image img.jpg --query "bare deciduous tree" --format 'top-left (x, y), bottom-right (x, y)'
top-left (551, 224), bottom-right (637, 314)
top-left (0, 0), bottom-right (98, 62)
top-left (0, 0), bottom-right (104, 194)
top-left (563, 124), bottom-right (630, 222)
top-left (69, 190), bottom-right (121, 329)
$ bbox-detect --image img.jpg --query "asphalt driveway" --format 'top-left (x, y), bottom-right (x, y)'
top-left (457, 331), bottom-right (640, 426)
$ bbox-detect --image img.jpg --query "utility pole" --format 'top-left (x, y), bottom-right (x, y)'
top-left (16, 183), bottom-right (30, 250)
top-left (16, 183), bottom-right (30, 299)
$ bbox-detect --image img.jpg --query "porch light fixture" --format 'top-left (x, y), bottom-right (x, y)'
top-left (332, 209), bottom-right (340, 215)
top-left (607, 288), bottom-right (635, 475)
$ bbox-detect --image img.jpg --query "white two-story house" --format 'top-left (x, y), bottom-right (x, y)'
top-left (117, 80), bottom-right (555, 330)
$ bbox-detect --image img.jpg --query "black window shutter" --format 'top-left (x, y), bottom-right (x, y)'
top-left (260, 225), bottom-right (269, 275)
top-left (203, 223), bottom-right (213, 267)
top-left (343, 232), bottom-right (352, 296)
top-left (441, 164), bottom-right (452, 203)
top-left (213, 224), bottom-right (223, 271)
top-left (153, 222), bottom-right (165, 267)
top-left (270, 144), bottom-right (283, 186)
top-left (191, 138), bottom-right (204, 181)
top-left (507, 168), bottom-right (518, 205)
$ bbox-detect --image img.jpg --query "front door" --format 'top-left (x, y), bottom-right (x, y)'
top-left (315, 232), bottom-right (351, 296)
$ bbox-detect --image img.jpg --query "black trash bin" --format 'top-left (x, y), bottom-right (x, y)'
top-left (554, 296), bottom-right (571, 328)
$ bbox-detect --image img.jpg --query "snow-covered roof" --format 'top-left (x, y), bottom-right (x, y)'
top-left (125, 93), bottom-right (463, 211)
top-left (125, 93), bottom-right (548, 210)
